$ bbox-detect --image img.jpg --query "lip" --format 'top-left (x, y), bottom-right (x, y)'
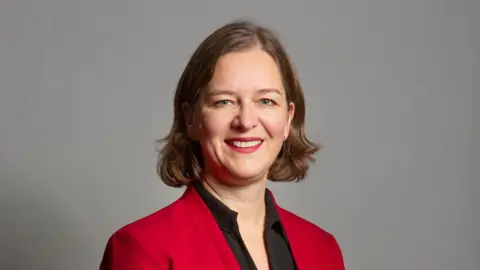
top-left (225, 137), bottom-right (263, 142)
top-left (224, 137), bottom-right (264, 154)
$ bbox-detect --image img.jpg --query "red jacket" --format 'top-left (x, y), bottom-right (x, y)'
top-left (100, 185), bottom-right (345, 269)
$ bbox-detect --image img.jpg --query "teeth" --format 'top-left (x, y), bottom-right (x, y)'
top-left (230, 140), bottom-right (262, 148)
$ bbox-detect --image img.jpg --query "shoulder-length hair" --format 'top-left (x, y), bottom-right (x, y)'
top-left (156, 20), bottom-right (319, 187)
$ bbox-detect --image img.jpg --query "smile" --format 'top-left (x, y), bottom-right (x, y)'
top-left (230, 140), bottom-right (262, 148)
top-left (225, 138), bottom-right (263, 153)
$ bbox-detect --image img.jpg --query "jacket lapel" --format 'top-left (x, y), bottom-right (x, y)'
top-left (181, 185), bottom-right (313, 269)
top-left (267, 189), bottom-right (310, 270)
top-left (181, 185), bottom-right (241, 270)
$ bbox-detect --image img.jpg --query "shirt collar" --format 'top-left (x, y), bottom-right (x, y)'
top-left (192, 181), bottom-right (282, 232)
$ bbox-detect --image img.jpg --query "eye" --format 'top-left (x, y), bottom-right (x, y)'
top-left (259, 98), bottom-right (275, 105)
top-left (213, 99), bottom-right (233, 107)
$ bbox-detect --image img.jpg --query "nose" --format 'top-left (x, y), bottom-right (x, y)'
top-left (231, 103), bottom-right (258, 131)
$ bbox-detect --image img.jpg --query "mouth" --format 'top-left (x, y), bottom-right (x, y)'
top-left (224, 138), bottom-right (264, 153)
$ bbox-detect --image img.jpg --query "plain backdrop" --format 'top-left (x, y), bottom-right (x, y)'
top-left (0, 0), bottom-right (478, 269)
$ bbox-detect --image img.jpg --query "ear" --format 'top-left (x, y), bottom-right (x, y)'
top-left (284, 102), bottom-right (295, 139)
top-left (183, 102), bottom-right (200, 141)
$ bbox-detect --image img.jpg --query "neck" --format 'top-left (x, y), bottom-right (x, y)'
top-left (202, 174), bottom-right (267, 228)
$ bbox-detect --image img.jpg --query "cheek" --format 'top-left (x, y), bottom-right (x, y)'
top-left (199, 112), bottom-right (231, 140)
top-left (260, 113), bottom-right (290, 137)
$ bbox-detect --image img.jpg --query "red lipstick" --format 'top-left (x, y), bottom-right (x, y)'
top-left (224, 137), bottom-right (263, 153)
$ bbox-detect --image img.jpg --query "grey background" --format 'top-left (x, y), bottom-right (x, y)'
top-left (0, 0), bottom-right (478, 269)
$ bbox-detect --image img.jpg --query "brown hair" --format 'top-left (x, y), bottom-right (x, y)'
top-left (156, 19), bottom-right (319, 187)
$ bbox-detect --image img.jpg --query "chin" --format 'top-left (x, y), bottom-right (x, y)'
top-left (222, 165), bottom-right (268, 183)
top-left (205, 146), bottom-right (273, 184)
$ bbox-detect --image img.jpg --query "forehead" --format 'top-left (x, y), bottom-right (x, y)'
top-left (207, 48), bottom-right (284, 94)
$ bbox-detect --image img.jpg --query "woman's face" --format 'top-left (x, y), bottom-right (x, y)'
top-left (188, 48), bottom-right (294, 185)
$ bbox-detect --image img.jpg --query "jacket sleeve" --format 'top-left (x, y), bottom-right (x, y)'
top-left (328, 234), bottom-right (345, 270)
top-left (99, 230), bottom-right (170, 270)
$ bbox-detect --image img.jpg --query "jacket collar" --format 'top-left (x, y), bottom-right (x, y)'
top-left (180, 183), bottom-right (310, 270)
top-left (191, 181), bottom-right (282, 233)
top-left (181, 184), bottom-right (241, 270)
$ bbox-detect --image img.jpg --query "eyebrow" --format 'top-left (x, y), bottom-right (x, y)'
top-left (207, 88), bottom-right (282, 96)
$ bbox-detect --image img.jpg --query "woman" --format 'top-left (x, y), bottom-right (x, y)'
top-left (100, 20), bottom-right (344, 270)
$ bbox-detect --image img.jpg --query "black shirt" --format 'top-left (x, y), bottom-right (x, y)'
top-left (193, 181), bottom-right (297, 270)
